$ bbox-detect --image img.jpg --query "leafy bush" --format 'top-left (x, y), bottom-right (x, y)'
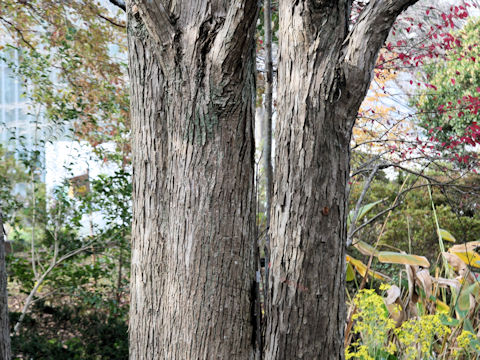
top-left (346, 288), bottom-right (452, 360)
top-left (10, 303), bottom-right (128, 360)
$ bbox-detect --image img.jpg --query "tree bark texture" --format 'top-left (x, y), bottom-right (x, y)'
top-left (265, 1), bottom-right (418, 359)
top-left (0, 214), bottom-right (11, 360)
top-left (262, 0), bottom-right (274, 308)
top-left (127, 1), bottom-right (259, 359)
top-left (263, 0), bottom-right (274, 227)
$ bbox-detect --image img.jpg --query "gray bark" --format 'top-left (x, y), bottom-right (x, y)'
top-left (127, 1), bottom-right (259, 359)
top-left (0, 213), bottom-right (11, 360)
top-left (262, 0), bottom-right (274, 310)
top-left (265, 1), bottom-right (418, 359)
top-left (263, 0), bottom-right (273, 220)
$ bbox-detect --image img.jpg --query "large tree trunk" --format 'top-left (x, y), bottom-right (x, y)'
top-left (127, 1), bottom-right (259, 359)
top-left (265, 4), bottom-right (351, 357)
top-left (0, 213), bottom-right (11, 360)
top-left (265, 1), bottom-right (418, 358)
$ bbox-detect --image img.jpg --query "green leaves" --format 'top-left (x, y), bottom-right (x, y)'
top-left (416, 17), bottom-right (480, 143)
top-left (348, 199), bottom-right (383, 226)
top-left (346, 262), bottom-right (356, 282)
top-left (456, 282), bottom-right (480, 318)
top-left (353, 240), bottom-right (379, 257)
top-left (0, 0), bottom-right (130, 161)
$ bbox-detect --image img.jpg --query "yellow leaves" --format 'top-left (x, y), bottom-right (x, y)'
top-left (346, 227), bottom-right (480, 358)
top-left (353, 48), bottom-right (415, 159)
top-left (454, 330), bottom-right (480, 355)
top-left (438, 228), bottom-right (456, 242)
top-left (346, 255), bottom-right (390, 281)
top-left (348, 288), bottom-right (451, 360)
top-left (451, 251), bottom-right (480, 268)
top-left (373, 49), bottom-right (399, 85)
top-left (346, 289), bottom-right (397, 359)
top-left (347, 243), bottom-right (431, 284)
top-left (346, 255), bottom-right (367, 276)
top-left (395, 314), bottom-right (451, 360)
top-left (353, 99), bottom-right (415, 157)
top-left (435, 298), bottom-right (450, 313)
top-left (442, 241), bottom-right (480, 280)
top-left (377, 251), bottom-right (430, 267)
top-left (444, 241), bottom-right (480, 272)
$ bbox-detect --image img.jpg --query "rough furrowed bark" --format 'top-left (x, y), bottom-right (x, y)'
top-left (265, 3), bottom-right (350, 358)
top-left (127, 1), bottom-right (259, 359)
top-left (265, 1), bottom-right (419, 359)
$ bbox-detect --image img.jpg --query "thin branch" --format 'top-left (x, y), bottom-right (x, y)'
top-left (347, 176), bottom-right (480, 243)
top-left (0, 15), bottom-right (35, 51)
top-left (349, 203), bottom-right (402, 242)
top-left (0, 212), bottom-right (11, 358)
top-left (12, 235), bottom-right (121, 334)
top-left (13, 240), bottom-right (101, 335)
top-left (351, 151), bottom-right (390, 175)
top-left (347, 164), bottom-right (380, 245)
top-left (96, 12), bottom-right (126, 28)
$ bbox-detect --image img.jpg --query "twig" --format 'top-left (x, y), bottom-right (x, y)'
top-left (345, 174), bottom-right (411, 347)
top-left (0, 15), bottom-right (36, 51)
top-left (96, 12), bottom-right (126, 28)
top-left (347, 164), bottom-right (380, 247)
top-left (13, 241), bottom-right (97, 335)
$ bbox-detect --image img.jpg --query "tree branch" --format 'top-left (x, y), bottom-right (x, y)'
top-left (0, 212), bottom-right (11, 358)
top-left (0, 15), bottom-right (35, 51)
top-left (348, 203), bottom-right (402, 245)
top-left (108, 0), bottom-right (126, 12)
top-left (341, 0), bottom-right (419, 88)
top-left (96, 12), bottom-right (126, 28)
top-left (13, 243), bottom-right (81, 335)
top-left (348, 164), bottom-right (380, 238)
top-left (12, 240), bottom-right (116, 335)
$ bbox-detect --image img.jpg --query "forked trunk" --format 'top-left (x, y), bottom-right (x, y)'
top-left (266, 1), bottom-right (418, 358)
top-left (126, 0), bottom-right (419, 358)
